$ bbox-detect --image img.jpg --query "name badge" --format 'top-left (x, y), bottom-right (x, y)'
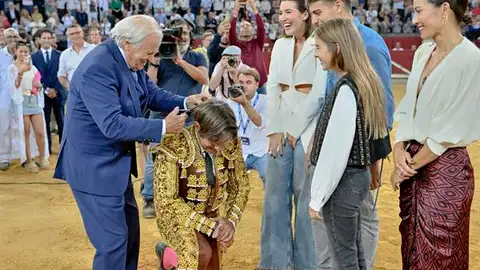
top-left (241, 137), bottom-right (250, 145)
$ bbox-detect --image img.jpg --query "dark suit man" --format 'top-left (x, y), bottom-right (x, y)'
top-left (5, 2), bottom-right (20, 25)
top-left (31, 29), bottom-right (65, 154)
top-left (53, 15), bottom-right (210, 270)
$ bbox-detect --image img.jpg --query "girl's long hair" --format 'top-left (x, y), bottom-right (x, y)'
top-left (315, 18), bottom-right (387, 139)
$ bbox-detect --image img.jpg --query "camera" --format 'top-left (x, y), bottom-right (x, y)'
top-left (227, 56), bottom-right (238, 67)
top-left (157, 27), bottom-right (183, 59)
top-left (228, 84), bottom-right (244, 98)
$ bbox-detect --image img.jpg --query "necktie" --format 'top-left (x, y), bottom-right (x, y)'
top-left (204, 152), bottom-right (215, 186)
top-left (45, 51), bottom-right (50, 64)
top-left (131, 70), bottom-right (138, 82)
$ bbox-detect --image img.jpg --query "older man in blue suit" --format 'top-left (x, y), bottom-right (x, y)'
top-left (53, 15), bottom-right (209, 270)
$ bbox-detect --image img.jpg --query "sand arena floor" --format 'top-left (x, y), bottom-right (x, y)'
top-left (1, 83), bottom-right (480, 270)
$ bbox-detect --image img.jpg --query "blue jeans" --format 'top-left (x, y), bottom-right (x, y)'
top-left (244, 154), bottom-right (267, 183)
top-left (142, 152), bottom-right (154, 200)
top-left (259, 139), bottom-right (316, 270)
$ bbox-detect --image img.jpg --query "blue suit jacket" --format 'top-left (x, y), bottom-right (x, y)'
top-left (53, 39), bottom-right (185, 196)
top-left (31, 49), bottom-right (66, 100)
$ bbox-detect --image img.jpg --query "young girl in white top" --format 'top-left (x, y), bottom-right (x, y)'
top-left (9, 42), bottom-right (50, 173)
top-left (309, 18), bottom-right (389, 269)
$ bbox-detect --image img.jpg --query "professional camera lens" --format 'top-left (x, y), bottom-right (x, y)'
top-left (227, 57), bottom-right (237, 67)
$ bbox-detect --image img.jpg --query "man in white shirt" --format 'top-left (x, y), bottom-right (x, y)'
top-left (58, 24), bottom-right (95, 92)
top-left (227, 67), bottom-right (267, 183)
top-left (210, 45), bottom-right (250, 101)
top-left (0, 28), bottom-right (19, 171)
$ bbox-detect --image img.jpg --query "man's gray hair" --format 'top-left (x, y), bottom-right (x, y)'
top-left (4, 28), bottom-right (19, 36)
top-left (109, 15), bottom-right (163, 48)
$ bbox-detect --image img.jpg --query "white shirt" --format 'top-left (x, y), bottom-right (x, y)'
top-left (227, 93), bottom-right (268, 160)
top-left (309, 85), bottom-right (357, 212)
top-left (41, 48), bottom-right (53, 63)
top-left (116, 44), bottom-right (187, 137)
top-left (395, 38), bottom-right (480, 156)
top-left (58, 41), bottom-right (95, 82)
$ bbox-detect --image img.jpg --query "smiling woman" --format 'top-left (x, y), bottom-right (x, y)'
top-left (258, 0), bottom-right (328, 269)
top-left (392, 0), bottom-right (480, 269)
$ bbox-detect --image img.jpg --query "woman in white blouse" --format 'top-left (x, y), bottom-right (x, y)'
top-left (308, 18), bottom-right (388, 269)
top-left (9, 42), bottom-right (50, 173)
top-left (258, 0), bottom-right (326, 269)
top-left (391, 0), bottom-right (480, 268)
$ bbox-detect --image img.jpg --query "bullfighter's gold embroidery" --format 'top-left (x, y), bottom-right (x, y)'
top-left (151, 126), bottom-right (251, 270)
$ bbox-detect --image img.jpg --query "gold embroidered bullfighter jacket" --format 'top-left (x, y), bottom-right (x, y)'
top-left (151, 126), bottom-right (251, 270)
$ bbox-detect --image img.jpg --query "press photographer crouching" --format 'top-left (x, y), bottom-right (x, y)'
top-left (142, 17), bottom-right (209, 219)
top-left (210, 45), bottom-right (250, 101)
top-left (227, 68), bottom-right (267, 184)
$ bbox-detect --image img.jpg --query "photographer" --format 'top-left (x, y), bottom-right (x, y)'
top-left (209, 45), bottom-right (249, 101)
top-left (142, 17), bottom-right (209, 219)
top-left (227, 68), bottom-right (267, 184)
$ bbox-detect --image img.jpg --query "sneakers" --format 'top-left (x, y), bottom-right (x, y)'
top-left (25, 162), bottom-right (39, 173)
top-left (0, 162), bottom-right (10, 171)
top-left (38, 159), bottom-right (51, 170)
top-left (143, 199), bottom-right (156, 219)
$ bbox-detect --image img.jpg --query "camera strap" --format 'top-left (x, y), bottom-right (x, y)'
top-left (238, 94), bottom-right (259, 135)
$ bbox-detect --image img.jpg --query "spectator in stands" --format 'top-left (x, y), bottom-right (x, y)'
top-left (260, 0), bottom-right (272, 18)
top-left (194, 30), bottom-right (214, 66)
top-left (100, 16), bottom-right (112, 34)
top-left (183, 7), bottom-right (195, 22)
top-left (227, 67), bottom-right (267, 183)
top-left (403, 17), bottom-right (415, 33)
top-left (154, 8), bottom-right (168, 25)
top-left (0, 11), bottom-right (10, 29)
top-left (32, 29), bottom-right (65, 156)
top-left (210, 45), bottom-right (250, 101)
top-left (88, 27), bottom-right (102, 45)
top-left (207, 20), bottom-right (230, 76)
top-left (6, 2), bottom-right (20, 25)
top-left (393, 41), bottom-right (404, 50)
top-left (391, 14), bottom-right (404, 33)
top-left (75, 6), bottom-right (89, 27)
top-left (205, 11), bottom-right (219, 32)
top-left (62, 10), bottom-right (74, 27)
top-left (29, 16), bottom-right (46, 35)
top-left (58, 24), bottom-right (95, 92)
top-left (196, 7), bottom-right (207, 33)
top-left (229, 0), bottom-right (267, 94)
top-left (308, 0), bottom-right (394, 268)
top-left (142, 18), bottom-right (209, 219)
top-left (370, 16), bottom-right (381, 32)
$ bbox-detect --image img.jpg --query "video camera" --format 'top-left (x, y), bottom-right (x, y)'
top-left (227, 84), bottom-right (244, 99)
top-left (157, 27), bottom-right (183, 59)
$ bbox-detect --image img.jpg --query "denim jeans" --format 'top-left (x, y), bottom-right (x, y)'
top-left (142, 152), bottom-right (154, 200)
top-left (244, 154), bottom-right (267, 183)
top-left (258, 139), bottom-right (316, 270)
top-left (321, 167), bottom-right (370, 270)
top-left (310, 166), bottom-right (379, 270)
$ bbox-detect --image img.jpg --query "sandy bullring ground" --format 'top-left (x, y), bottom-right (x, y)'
top-left (2, 83), bottom-right (480, 269)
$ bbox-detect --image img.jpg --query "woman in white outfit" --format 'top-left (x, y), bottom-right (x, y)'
top-left (258, 0), bottom-right (327, 269)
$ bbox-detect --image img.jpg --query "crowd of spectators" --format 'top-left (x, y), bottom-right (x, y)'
top-left (1, 0), bottom-right (480, 51)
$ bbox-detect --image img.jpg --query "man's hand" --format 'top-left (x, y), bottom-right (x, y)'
top-left (185, 92), bottom-right (212, 109)
top-left (218, 21), bottom-right (231, 36)
top-left (212, 217), bottom-right (235, 248)
top-left (229, 89), bottom-right (247, 105)
top-left (46, 88), bottom-right (57, 99)
top-left (268, 133), bottom-right (285, 157)
top-left (220, 56), bottom-right (229, 70)
top-left (165, 107), bottom-right (187, 134)
top-left (309, 207), bottom-right (322, 220)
